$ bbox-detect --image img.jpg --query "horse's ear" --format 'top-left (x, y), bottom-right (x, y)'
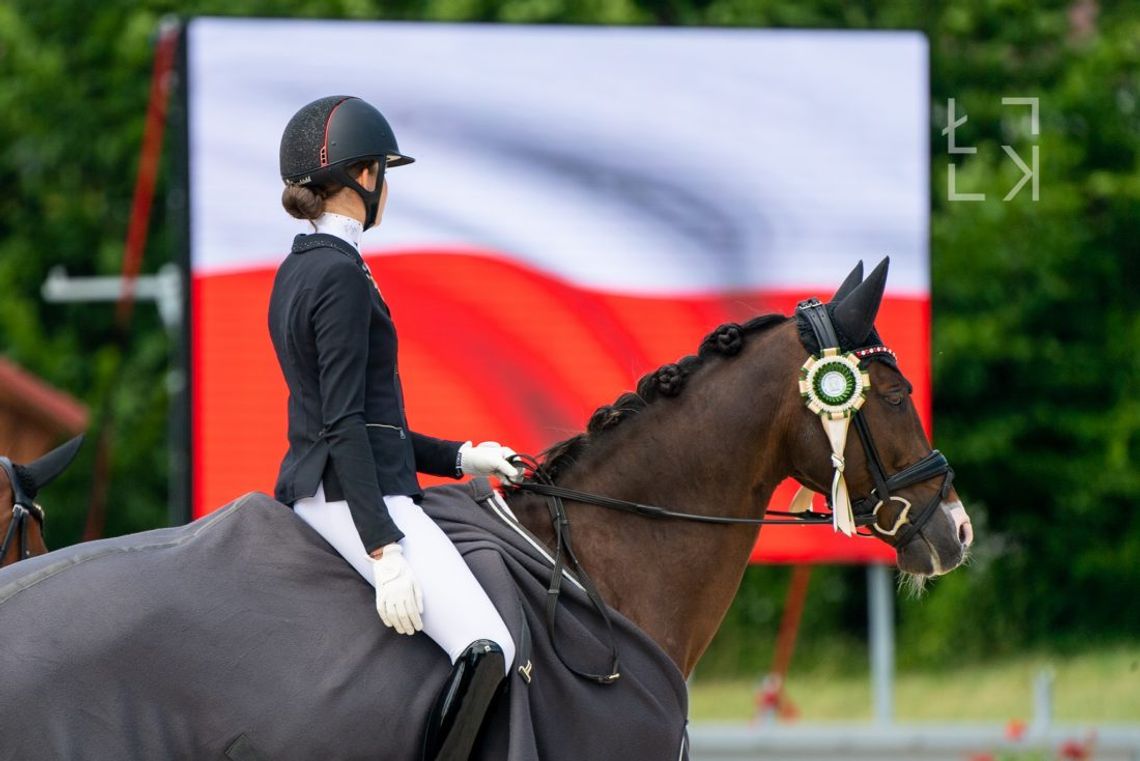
top-left (829, 261), bottom-right (864, 303)
top-left (21, 433), bottom-right (85, 498)
top-left (832, 257), bottom-right (889, 344)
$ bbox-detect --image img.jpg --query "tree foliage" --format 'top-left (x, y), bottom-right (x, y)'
top-left (1, 0), bottom-right (1136, 669)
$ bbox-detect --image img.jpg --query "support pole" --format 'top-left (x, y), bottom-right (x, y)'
top-left (868, 563), bottom-right (894, 725)
top-left (50, 20), bottom-right (182, 537)
top-left (1032, 667), bottom-right (1055, 733)
top-left (771, 565), bottom-right (812, 681)
top-left (757, 565), bottom-right (812, 722)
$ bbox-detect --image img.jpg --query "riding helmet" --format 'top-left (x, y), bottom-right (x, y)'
top-left (279, 95), bottom-right (414, 229)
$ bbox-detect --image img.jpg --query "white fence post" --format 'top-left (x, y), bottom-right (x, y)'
top-left (868, 563), bottom-right (894, 725)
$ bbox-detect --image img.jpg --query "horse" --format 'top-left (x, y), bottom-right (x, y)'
top-left (498, 257), bottom-right (971, 677)
top-left (0, 433), bottom-right (84, 567)
top-left (0, 259), bottom-right (971, 760)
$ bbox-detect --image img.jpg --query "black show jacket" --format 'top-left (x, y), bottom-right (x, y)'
top-left (268, 232), bottom-right (463, 552)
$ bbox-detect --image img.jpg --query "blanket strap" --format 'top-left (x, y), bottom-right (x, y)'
top-left (515, 590), bottom-right (535, 684)
top-left (465, 479), bottom-right (544, 687)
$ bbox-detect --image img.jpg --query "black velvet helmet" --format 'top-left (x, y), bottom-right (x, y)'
top-left (279, 95), bottom-right (414, 229)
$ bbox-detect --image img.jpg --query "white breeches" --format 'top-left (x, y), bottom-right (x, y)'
top-left (293, 481), bottom-right (515, 677)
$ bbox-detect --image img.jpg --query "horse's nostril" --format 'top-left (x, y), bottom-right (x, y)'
top-left (958, 521), bottom-right (972, 547)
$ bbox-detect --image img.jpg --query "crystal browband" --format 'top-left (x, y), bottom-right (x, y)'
top-left (853, 345), bottom-right (896, 362)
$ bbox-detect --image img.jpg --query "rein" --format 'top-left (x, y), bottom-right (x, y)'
top-left (513, 479), bottom-right (878, 527)
top-left (509, 452), bottom-right (623, 685)
top-left (0, 456), bottom-right (45, 567)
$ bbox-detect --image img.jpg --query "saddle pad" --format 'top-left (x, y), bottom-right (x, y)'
top-left (0, 481), bottom-right (689, 761)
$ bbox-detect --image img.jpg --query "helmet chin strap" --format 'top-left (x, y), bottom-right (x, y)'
top-left (330, 163), bottom-right (385, 230)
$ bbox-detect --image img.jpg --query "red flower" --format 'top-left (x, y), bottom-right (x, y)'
top-left (1005, 719), bottom-right (1028, 741)
top-left (1058, 733), bottom-right (1096, 760)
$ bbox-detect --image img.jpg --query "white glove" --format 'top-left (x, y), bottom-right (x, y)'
top-left (370, 543), bottom-right (423, 635)
top-left (458, 440), bottom-right (524, 483)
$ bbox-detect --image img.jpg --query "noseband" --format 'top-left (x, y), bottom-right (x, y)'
top-left (0, 456), bottom-right (45, 566)
top-left (796, 297), bottom-right (955, 546)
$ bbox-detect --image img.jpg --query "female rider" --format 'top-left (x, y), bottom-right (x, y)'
top-left (268, 95), bottom-right (519, 760)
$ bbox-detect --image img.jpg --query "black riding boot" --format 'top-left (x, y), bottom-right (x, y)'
top-left (421, 638), bottom-right (507, 761)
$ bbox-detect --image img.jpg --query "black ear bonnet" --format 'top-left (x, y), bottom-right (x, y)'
top-left (795, 258), bottom-right (897, 368)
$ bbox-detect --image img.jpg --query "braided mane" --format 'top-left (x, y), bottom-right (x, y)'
top-left (536, 314), bottom-right (788, 482)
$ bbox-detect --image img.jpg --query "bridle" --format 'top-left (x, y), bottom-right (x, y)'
top-left (506, 298), bottom-right (954, 684)
top-left (796, 297), bottom-right (955, 547)
top-left (0, 456), bottom-right (45, 567)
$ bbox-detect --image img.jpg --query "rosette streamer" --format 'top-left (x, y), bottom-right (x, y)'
top-left (796, 348), bottom-right (871, 536)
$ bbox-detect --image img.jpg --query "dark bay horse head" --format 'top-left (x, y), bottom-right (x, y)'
top-left (784, 259), bottom-right (972, 578)
top-left (522, 259), bottom-right (970, 590)
top-left (0, 434), bottom-right (84, 567)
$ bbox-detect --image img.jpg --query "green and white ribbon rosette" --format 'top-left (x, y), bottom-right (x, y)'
top-left (787, 348), bottom-right (871, 536)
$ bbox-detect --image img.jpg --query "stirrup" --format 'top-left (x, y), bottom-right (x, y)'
top-left (421, 639), bottom-right (507, 761)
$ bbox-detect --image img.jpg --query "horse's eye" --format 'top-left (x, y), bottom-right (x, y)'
top-left (884, 391), bottom-right (905, 407)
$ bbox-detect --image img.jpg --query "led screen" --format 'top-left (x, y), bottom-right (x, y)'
top-left (187, 18), bottom-right (929, 563)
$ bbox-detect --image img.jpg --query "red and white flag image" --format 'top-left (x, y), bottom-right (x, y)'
top-left (187, 19), bottom-right (929, 563)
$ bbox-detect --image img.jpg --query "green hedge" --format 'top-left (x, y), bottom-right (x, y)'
top-left (2, 0), bottom-right (1136, 670)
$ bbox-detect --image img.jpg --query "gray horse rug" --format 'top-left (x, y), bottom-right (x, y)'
top-left (0, 479), bottom-right (689, 760)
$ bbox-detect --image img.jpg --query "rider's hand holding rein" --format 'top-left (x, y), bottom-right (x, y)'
top-left (370, 542), bottom-right (422, 635)
top-left (459, 441), bottom-right (525, 484)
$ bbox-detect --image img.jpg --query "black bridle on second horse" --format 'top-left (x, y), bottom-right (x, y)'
top-left (507, 298), bottom-right (954, 684)
top-left (0, 456), bottom-right (45, 566)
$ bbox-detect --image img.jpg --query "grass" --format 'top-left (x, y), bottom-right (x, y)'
top-left (688, 646), bottom-right (1140, 722)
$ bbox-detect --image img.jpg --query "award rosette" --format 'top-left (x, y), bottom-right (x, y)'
top-left (794, 348), bottom-right (871, 535)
